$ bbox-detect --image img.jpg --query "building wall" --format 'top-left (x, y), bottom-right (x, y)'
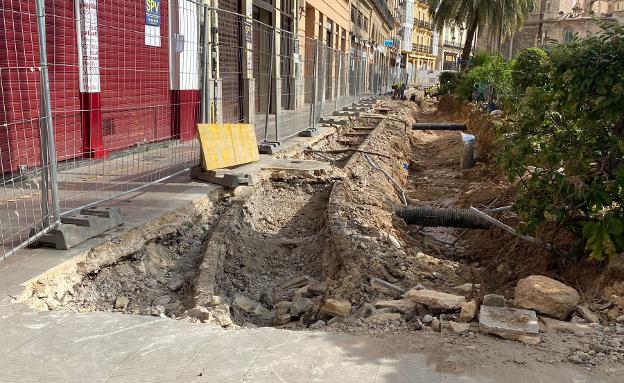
top-left (0, 0), bottom-right (82, 172)
top-left (408, 0), bottom-right (435, 75)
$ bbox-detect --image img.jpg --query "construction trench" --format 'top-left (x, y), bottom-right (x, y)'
top-left (19, 98), bottom-right (624, 378)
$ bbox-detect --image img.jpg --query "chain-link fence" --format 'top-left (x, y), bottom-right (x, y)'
top-left (0, 1), bottom-right (398, 260)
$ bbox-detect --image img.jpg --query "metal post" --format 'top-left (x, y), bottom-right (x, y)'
top-left (334, 51), bottom-right (342, 110)
top-left (35, 0), bottom-right (60, 225)
top-left (273, 28), bottom-right (279, 141)
top-left (319, 44), bottom-right (326, 118)
top-left (353, 54), bottom-right (358, 102)
top-left (310, 39), bottom-right (319, 127)
top-left (263, 26), bottom-right (274, 141)
top-left (200, 4), bottom-right (210, 123)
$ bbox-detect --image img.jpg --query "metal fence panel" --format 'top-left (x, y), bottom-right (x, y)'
top-left (0, 3), bottom-right (397, 259)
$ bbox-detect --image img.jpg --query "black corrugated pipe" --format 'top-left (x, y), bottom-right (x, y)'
top-left (395, 206), bottom-right (491, 229)
top-left (412, 123), bottom-right (467, 131)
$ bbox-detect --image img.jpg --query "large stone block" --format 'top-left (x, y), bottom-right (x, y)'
top-left (514, 275), bottom-right (580, 320)
top-left (479, 305), bottom-right (540, 345)
top-left (406, 289), bottom-right (465, 312)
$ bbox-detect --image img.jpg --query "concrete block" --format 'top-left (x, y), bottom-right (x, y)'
top-left (32, 207), bottom-right (124, 250)
top-left (479, 305), bottom-right (540, 344)
top-left (298, 127), bottom-right (319, 137)
top-left (257, 141), bottom-right (281, 155)
top-left (332, 110), bottom-right (360, 117)
top-left (319, 116), bottom-right (349, 126)
top-left (190, 165), bottom-right (252, 188)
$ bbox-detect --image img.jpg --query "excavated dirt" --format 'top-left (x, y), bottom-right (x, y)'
top-left (19, 98), bottom-right (624, 380)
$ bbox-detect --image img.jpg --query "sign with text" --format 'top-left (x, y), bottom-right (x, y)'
top-left (78, 0), bottom-right (100, 93)
top-left (145, 0), bottom-right (161, 46)
top-left (145, 0), bottom-right (160, 26)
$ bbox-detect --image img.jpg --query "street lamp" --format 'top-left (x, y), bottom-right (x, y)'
top-left (459, 25), bottom-right (465, 47)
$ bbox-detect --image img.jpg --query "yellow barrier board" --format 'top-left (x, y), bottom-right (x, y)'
top-left (197, 124), bottom-right (260, 170)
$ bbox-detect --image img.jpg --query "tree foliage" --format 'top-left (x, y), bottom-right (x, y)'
top-left (511, 47), bottom-right (552, 94)
top-left (427, 0), bottom-right (534, 69)
top-left (498, 23), bottom-right (624, 260)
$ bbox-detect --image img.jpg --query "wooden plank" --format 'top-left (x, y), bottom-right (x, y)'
top-left (197, 124), bottom-right (260, 170)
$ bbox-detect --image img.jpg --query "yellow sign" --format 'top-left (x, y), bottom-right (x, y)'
top-left (197, 124), bottom-right (260, 170)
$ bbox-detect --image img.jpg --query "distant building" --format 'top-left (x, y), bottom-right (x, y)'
top-left (479, 0), bottom-right (621, 58)
top-left (437, 25), bottom-right (470, 71)
top-left (408, 0), bottom-right (436, 74)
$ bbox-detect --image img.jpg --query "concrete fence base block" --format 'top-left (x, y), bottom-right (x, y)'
top-left (332, 110), bottom-right (360, 117)
top-left (190, 165), bottom-right (253, 188)
top-left (319, 116), bottom-right (349, 126)
top-left (30, 207), bottom-right (124, 250)
top-left (258, 141), bottom-right (281, 155)
top-left (298, 127), bottom-right (319, 137)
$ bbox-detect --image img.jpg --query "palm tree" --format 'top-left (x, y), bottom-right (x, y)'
top-left (428, 0), bottom-right (535, 70)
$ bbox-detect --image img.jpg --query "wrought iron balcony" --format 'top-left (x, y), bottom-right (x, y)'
top-left (444, 40), bottom-right (463, 48)
top-left (412, 43), bottom-right (434, 54)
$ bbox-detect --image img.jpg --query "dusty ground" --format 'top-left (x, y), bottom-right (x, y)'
top-left (20, 98), bottom-right (624, 381)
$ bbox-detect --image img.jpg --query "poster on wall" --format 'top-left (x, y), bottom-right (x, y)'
top-left (78, 0), bottom-right (100, 93)
top-left (145, 0), bottom-right (161, 47)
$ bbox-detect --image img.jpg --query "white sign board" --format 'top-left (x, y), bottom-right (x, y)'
top-left (78, 0), bottom-right (100, 93)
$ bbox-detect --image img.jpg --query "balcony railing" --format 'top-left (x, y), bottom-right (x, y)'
top-left (444, 40), bottom-right (463, 48)
top-left (412, 43), bottom-right (434, 54)
top-left (413, 19), bottom-right (433, 30)
top-left (370, 0), bottom-right (398, 28)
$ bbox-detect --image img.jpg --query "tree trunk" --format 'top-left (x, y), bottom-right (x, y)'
top-left (461, 16), bottom-right (479, 71)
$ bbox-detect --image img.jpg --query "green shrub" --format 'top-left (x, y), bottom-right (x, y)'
top-left (511, 47), bottom-right (552, 94)
top-left (454, 54), bottom-right (513, 108)
top-left (498, 22), bottom-right (624, 260)
top-left (471, 50), bottom-right (493, 68)
top-left (438, 71), bottom-right (460, 95)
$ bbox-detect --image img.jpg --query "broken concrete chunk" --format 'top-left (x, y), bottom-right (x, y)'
top-left (483, 294), bottom-right (506, 307)
top-left (166, 277), bottom-right (185, 292)
top-left (354, 303), bottom-right (376, 318)
top-left (406, 289), bottom-right (466, 312)
top-left (291, 296), bottom-right (314, 317)
top-left (114, 296), bottom-right (129, 310)
top-left (273, 312), bottom-right (292, 326)
top-left (233, 295), bottom-right (258, 314)
top-left (281, 275), bottom-right (316, 290)
top-left (365, 312), bottom-right (402, 324)
top-left (309, 320), bottom-right (326, 330)
top-left (202, 295), bottom-right (225, 307)
top-left (539, 317), bottom-right (596, 336)
top-left (307, 281), bottom-right (327, 296)
top-left (448, 321), bottom-right (470, 334)
top-left (275, 301), bottom-right (293, 315)
top-left (293, 285), bottom-right (310, 300)
top-left (183, 305), bottom-right (211, 322)
top-left (453, 283), bottom-right (481, 296)
top-left (576, 305), bottom-right (600, 324)
top-left (479, 305), bottom-right (540, 345)
top-left (374, 299), bottom-right (416, 316)
top-left (320, 298), bottom-right (351, 318)
top-left (514, 275), bottom-right (580, 320)
top-left (252, 305), bottom-right (274, 321)
top-left (259, 291), bottom-right (274, 309)
top-left (459, 300), bottom-right (477, 322)
top-left (153, 295), bottom-right (172, 306)
top-left (431, 317), bottom-right (441, 332)
top-left (370, 277), bottom-right (405, 298)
